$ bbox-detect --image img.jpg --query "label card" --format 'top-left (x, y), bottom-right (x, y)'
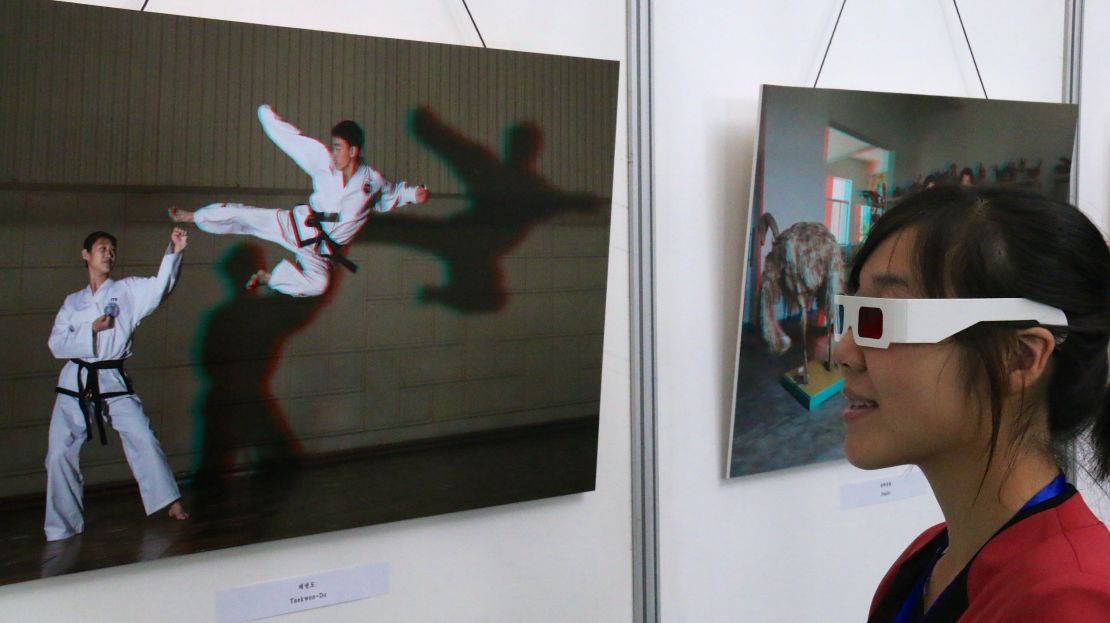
top-left (840, 468), bottom-right (929, 510)
top-left (216, 563), bottom-right (389, 623)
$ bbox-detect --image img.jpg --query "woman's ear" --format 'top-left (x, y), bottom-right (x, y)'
top-left (1008, 327), bottom-right (1057, 393)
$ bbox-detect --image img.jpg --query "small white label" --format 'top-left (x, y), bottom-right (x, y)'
top-left (840, 468), bottom-right (929, 510)
top-left (215, 563), bottom-right (389, 623)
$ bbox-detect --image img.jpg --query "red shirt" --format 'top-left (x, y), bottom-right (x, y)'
top-left (868, 489), bottom-right (1110, 622)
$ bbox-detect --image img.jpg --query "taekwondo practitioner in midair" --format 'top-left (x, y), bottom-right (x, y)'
top-left (45, 228), bottom-right (190, 542)
top-left (170, 105), bottom-right (430, 296)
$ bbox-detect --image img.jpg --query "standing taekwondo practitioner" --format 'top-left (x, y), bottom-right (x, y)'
top-left (45, 228), bottom-right (189, 542)
top-left (170, 105), bottom-right (430, 297)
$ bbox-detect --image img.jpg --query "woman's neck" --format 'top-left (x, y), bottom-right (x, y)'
top-left (918, 447), bottom-right (1059, 611)
top-left (920, 447), bottom-right (1059, 586)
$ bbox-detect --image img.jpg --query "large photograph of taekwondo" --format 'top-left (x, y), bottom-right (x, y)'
top-left (728, 84), bottom-right (1076, 478)
top-left (0, 0), bottom-right (618, 584)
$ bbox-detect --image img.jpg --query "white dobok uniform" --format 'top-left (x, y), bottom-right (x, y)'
top-left (44, 246), bottom-right (183, 541)
top-left (194, 104), bottom-right (423, 297)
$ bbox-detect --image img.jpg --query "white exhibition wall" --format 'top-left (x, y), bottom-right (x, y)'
top-left (0, 1), bottom-right (631, 622)
top-left (654, 1), bottom-right (1107, 622)
top-left (1075, 0), bottom-right (1110, 520)
top-left (1077, 0), bottom-right (1110, 236)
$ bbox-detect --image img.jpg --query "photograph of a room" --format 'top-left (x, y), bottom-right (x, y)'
top-left (0, 0), bottom-right (618, 585)
top-left (728, 85), bottom-right (1077, 478)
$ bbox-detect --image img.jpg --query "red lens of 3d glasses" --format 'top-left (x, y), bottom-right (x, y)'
top-left (838, 304), bottom-right (884, 340)
top-left (857, 306), bottom-right (883, 339)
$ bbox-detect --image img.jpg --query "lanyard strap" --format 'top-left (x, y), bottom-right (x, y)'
top-left (892, 536), bottom-right (947, 623)
top-left (891, 474), bottom-right (1068, 623)
top-left (1019, 474), bottom-right (1067, 512)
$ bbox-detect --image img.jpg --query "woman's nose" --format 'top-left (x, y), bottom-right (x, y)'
top-left (832, 330), bottom-right (865, 371)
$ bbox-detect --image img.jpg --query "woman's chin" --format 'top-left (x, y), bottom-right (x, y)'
top-left (842, 441), bottom-right (898, 471)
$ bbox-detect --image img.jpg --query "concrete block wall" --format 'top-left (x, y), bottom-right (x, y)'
top-left (0, 0), bottom-right (619, 197)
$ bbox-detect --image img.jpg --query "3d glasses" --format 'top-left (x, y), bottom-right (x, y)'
top-left (834, 295), bottom-right (1068, 349)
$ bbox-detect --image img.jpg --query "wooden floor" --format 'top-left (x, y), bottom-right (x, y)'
top-left (730, 321), bottom-right (846, 477)
top-left (0, 416), bottom-right (598, 587)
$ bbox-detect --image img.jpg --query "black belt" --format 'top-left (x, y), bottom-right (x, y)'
top-left (293, 209), bottom-right (359, 273)
top-left (55, 358), bottom-right (134, 446)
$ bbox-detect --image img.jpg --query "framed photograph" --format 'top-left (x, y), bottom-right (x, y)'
top-left (727, 85), bottom-right (1077, 478)
top-left (0, 0), bottom-right (618, 583)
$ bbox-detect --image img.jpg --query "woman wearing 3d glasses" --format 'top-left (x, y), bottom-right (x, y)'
top-left (832, 185), bottom-right (1110, 622)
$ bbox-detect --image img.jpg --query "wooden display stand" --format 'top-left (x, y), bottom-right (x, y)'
top-left (780, 361), bottom-right (843, 410)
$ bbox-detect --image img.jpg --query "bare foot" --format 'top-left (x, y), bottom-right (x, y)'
top-left (167, 500), bottom-right (189, 520)
top-left (168, 207), bottom-right (194, 223)
top-left (245, 269), bottom-right (271, 289)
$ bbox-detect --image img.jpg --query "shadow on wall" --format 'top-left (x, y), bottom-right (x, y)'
top-left (356, 107), bottom-right (608, 313)
top-left (184, 110), bottom-right (608, 493)
top-left (189, 243), bottom-right (331, 494)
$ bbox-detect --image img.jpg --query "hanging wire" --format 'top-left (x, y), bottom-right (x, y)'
top-left (140, 0), bottom-right (150, 10)
top-left (952, 0), bottom-right (988, 99)
top-left (460, 0), bottom-right (487, 48)
top-left (813, 0), bottom-right (847, 88)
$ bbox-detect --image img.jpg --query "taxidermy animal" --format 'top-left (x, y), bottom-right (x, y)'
top-left (756, 213), bottom-right (843, 385)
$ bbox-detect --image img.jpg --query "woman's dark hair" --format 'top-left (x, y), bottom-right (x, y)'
top-left (847, 185), bottom-right (1110, 478)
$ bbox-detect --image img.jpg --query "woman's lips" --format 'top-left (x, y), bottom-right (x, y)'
top-left (842, 395), bottom-right (878, 423)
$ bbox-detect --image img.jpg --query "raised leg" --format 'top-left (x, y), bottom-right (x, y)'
top-left (267, 253), bottom-right (330, 297)
top-left (168, 207), bottom-right (194, 223)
